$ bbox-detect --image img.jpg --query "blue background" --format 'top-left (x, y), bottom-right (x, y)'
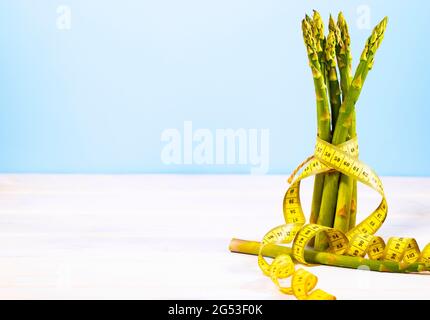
top-left (0, 0), bottom-right (428, 175)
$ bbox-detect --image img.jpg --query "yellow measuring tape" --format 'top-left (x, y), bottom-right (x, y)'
top-left (258, 137), bottom-right (430, 300)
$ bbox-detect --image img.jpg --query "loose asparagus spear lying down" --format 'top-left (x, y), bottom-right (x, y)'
top-left (229, 238), bottom-right (430, 273)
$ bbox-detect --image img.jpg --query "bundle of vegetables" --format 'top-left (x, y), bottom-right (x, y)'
top-left (304, 11), bottom-right (386, 249)
top-left (229, 11), bottom-right (430, 300)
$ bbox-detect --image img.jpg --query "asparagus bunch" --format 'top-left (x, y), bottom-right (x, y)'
top-left (302, 12), bottom-right (388, 249)
top-left (332, 13), bottom-right (355, 233)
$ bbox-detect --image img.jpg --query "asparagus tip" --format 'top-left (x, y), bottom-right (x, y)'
top-left (311, 10), bottom-right (325, 54)
top-left (361, 16), bottom-right (388, 67)
top-left (325, 30), bottom-right (337, 66)
top-left (302, 18), bottom-right (314, 45)
top-left (329, 14), bottom-right (335, 28)
top-left (328, 14), bottom-right (343, 49)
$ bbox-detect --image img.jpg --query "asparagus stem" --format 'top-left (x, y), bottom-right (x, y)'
top-left (303, 15), bottom-right (331, 226)
top-left (310, 175), bottom-right (325, 224)
top-left (229, 238), bottom-right (430, 273)
top-left (315, 17), bottom-right (388, 249)
top-left (332, 13), bottom-right (354, 233)
top-left (334, 175), bottom-right (353, 232)
top-left (315, 171), bottom-right (340, 250)
top-left (349, 157), bottom-right (358, 228)
top-left (346, 11), bottom-right (358, 228)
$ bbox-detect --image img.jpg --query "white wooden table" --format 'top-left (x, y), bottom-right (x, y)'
top-left (0, 174), bottom-right (429, 299)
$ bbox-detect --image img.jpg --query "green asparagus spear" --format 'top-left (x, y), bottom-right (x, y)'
top-left (331, 13), bottom-right (354, 233)
top-left (229, 238), bottom-right (430, 273)
top-left (336, 12), bottom-right (359, 230)
top-left (302, 17), bottom-right (332, 225)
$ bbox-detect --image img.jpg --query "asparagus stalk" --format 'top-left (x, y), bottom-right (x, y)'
top-left (349, 110), bottom-right (358, 229)
top-left (349, 122), bottom-right (358, 229)
top-left (332, 13), bottom-right (354, 233)
top-left (302, 16), bottom-right (331, 225)
top-left (229, 238), bottom-right (430, 273)
top-left (337, 12), bottom-right (358, 231)
top-left (313, 15), bottom-right (341, 248)
top-left (315, 17), bottom-right (388, 249)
